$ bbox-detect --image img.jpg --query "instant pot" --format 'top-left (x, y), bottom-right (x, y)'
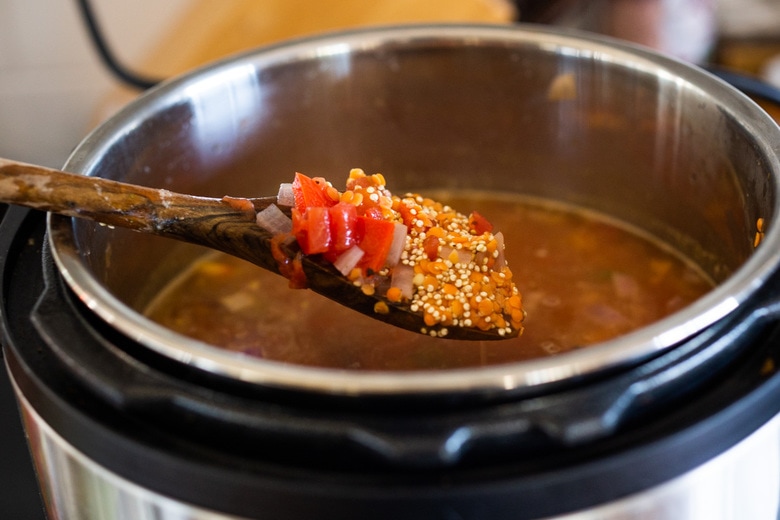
top-left (4, 24), bottom-right (780, 519)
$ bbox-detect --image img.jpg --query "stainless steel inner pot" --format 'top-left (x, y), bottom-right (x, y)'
top-left (48, 24), bottom-right (780, 396)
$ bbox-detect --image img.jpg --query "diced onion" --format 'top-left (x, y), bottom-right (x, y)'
top-left (333, 245), bottom-right (365, 276)
top-left (277, 183), bottom-right (295, 206)
top-left (219, 290), bottom-right (255, 313)
top-left (390, 263), bottom-right (414, 299)
top-left (441, 245), bottom-right (473, 265)
top-left (494, 232), bottom-right (506, 270)
top-left (256, 204), bottom-right (292, 234)
top-left (612, 272), bottom-right (640, 300)
top-left (384, 223), bottom-right (408, 267)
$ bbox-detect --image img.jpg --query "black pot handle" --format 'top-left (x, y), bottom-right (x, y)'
top-left (523, 289), bottom-right (780, 445)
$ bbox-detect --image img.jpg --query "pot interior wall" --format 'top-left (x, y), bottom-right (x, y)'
top-left (65, 28), bottom-right (775, 314)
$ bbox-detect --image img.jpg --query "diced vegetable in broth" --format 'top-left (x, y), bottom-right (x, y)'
top-left (144, 191), bottom-right (714, 371)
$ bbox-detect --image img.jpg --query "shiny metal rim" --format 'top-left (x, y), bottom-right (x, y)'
top-left (49, 24), bottom-right (780, 397)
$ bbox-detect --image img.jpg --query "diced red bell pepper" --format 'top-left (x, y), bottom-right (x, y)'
top-left (292, 206), bottom-right (331, 255)
top-left (289, 173), bottom-right (406, 275)
top-left (395, 201), bottom-right (417, 228)
top-left (422, 235), bottom-right (440, 261)
top-left (362, 206), bottom-right (385, 221)
top-left (468, 211), bottom-right (493, 235)
top-left (270, 234), bottom-right (308, 289)
top-left (328, 202), bottom-right (360, 253)
top-left (292, 172), bottom-right (336, 212)
top-left (356, 216), bottom-right (396, 274)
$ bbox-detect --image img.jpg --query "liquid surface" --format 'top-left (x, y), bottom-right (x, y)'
top-left (144, 193), bottom-right (714, 370)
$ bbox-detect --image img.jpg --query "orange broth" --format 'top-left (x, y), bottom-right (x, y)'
top-left (144, 192), bottom-right (714, 370)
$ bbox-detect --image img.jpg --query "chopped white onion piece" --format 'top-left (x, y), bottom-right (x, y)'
top-left (256, 204), bottom-right (292, 234)
top-left (440, 245), bottom-right (472, 265)
top-left (390, 263), bottom-right (414, 299)
top-left (333, 245), bottom-right (365, 276)
top-left (219, 290), bottom-right (255, 313)
top-left (456, 248), bottom-right (473, 265)
top-left (277, 183), bottom-right (295, 206)
top-left (494, 231), bottom-right (506, 270)
top-left (384, 222), bottom-right (408, 267)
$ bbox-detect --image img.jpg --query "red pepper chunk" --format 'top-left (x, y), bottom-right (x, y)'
top-left (356, 216), bottom-right (396, 274)
top-left (292, 172), bottom-right (337, 212)
top-left (328, 202), bottom-right (360, 253)
top-left (422, 235), bottom-right (440, 261)
top-left (290, 171), bottom-right (406, 276)
top-left (362, 206), bottom-right (385, 221)
top-left (270, 234), bottom-right (308, 289)
top-left (292, 206), bottom-right (331, 255)
top-left (396, 200), bottom-right (417, 228)
top-left (468, 210), bottom-right (493, 235)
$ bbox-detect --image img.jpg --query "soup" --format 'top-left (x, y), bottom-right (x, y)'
top-left (144, 192), bottom-right (713, 370)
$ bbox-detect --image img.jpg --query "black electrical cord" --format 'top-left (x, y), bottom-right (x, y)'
top-left (74, 0), bottom-right (163, 90)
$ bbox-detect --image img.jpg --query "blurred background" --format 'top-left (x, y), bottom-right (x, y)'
top-left (2, 0), bottom-right (780, 518)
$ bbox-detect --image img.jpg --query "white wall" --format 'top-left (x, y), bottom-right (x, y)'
top-left (0, 0), bottom-right (191, 168)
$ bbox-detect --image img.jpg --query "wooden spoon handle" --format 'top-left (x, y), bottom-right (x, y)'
top-left (0, 157), bottom-right (248, 229)
top-left (0, 157), bottom-right (285, 270)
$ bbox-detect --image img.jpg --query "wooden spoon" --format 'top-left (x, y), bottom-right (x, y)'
top-left (0, 157), bottom-right (519, 340)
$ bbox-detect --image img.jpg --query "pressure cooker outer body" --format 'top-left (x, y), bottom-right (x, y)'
top-left (4, 206), bottom-right (780, 520)
top-left (46, 24), bottom-right (780, 397)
